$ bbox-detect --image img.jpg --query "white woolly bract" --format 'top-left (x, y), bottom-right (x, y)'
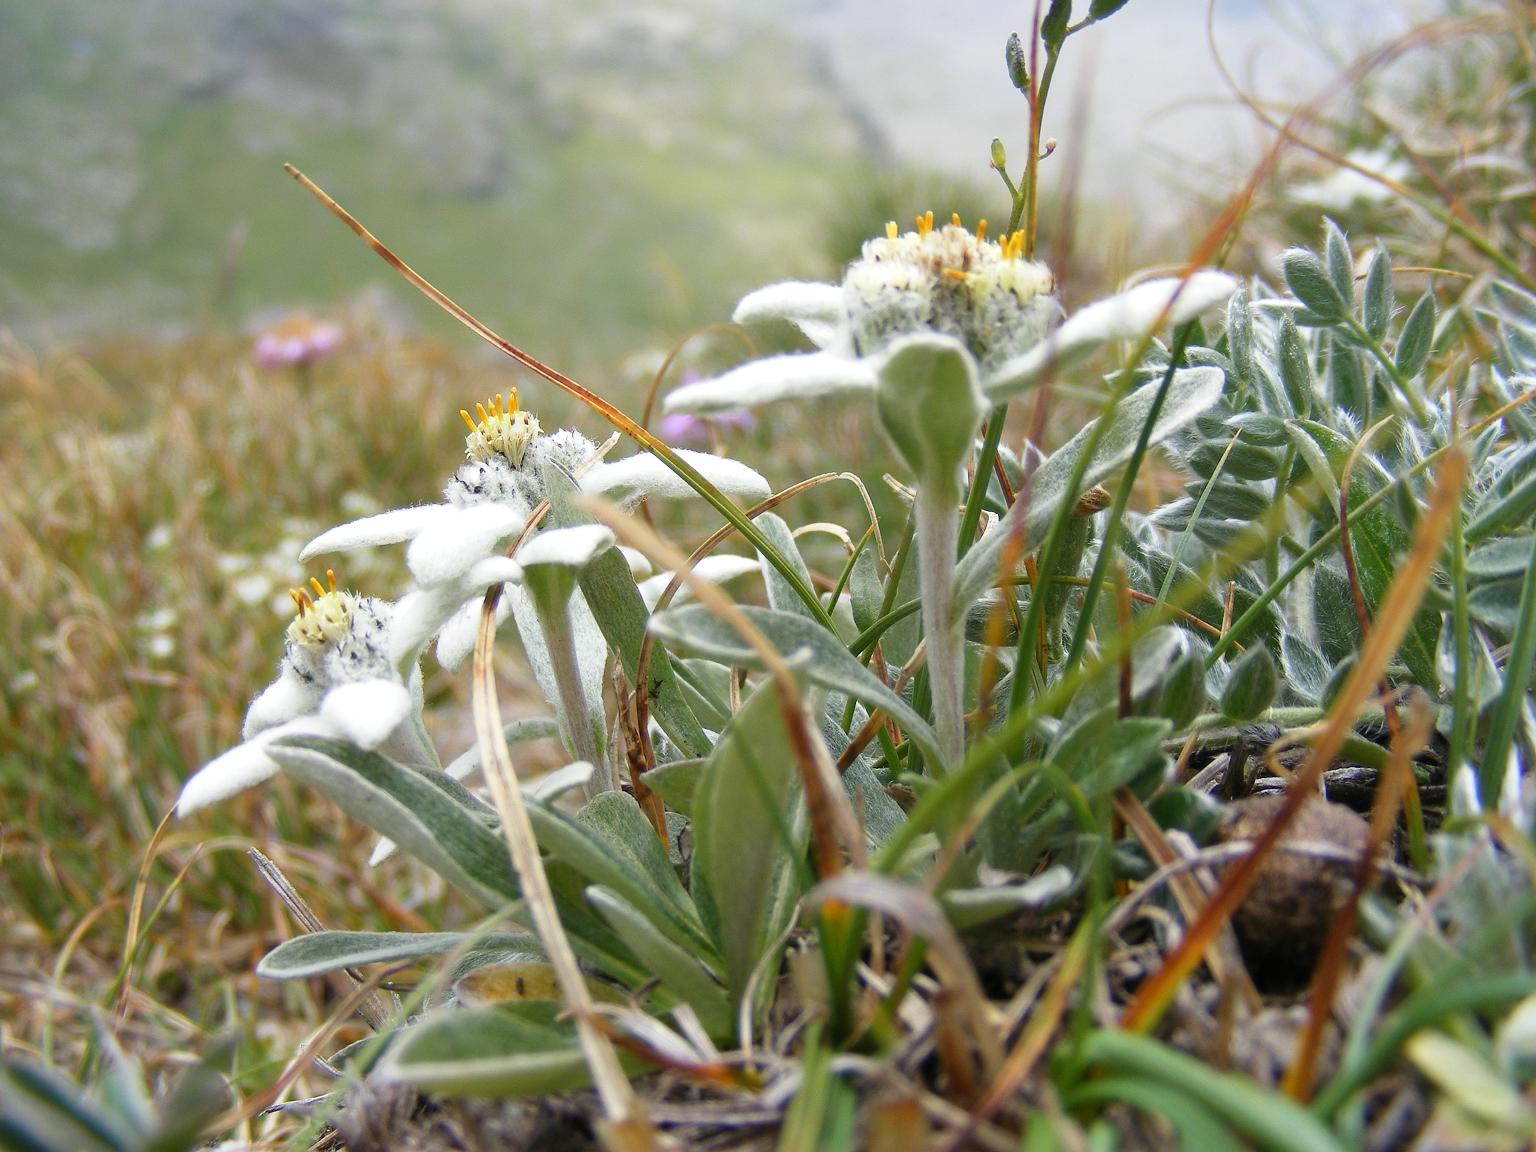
top-left (319, 679), bottom-right (414, 749)
top-left (983, 270), bottom-right (1239, 399)
top-left (516, 525), bottom-right (616, 570)
top-left (638, 554), bottom-right (763, 609)
top-left (300, 505), bottom-right (444, 561)
top-left (581, 450), bottom-right (771, 507)
top-left (731, 281), bottom-right (846, 349)
top-left (662, 353), bottom-right (878, 415)
top-left (405, 503), bottom-right (527, 587)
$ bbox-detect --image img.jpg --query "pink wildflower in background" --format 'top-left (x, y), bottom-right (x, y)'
top-left (253, 314), bottom-right (343, 370)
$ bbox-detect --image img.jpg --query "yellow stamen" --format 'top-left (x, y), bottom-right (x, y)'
top-left (943, 268), bottom-right (970, 281)
top-left (326, 569), bottom-right (337, 594)
top-left (475, 401), bottom-right (491, 424)
top-left (886, 220), bottom-right (898, 240)
top-left (950, 212), bottom-right (962, 228)
top-left (309, 576), bottom-right (327, 599)
top-left (289, 589), bottom-right (308, 615)
top-left (976, 219), bottom-right (988, 240)
top-left (460, 409), bottom-right (477, 433)
top-left (915, 210), bottom-right (935, 237)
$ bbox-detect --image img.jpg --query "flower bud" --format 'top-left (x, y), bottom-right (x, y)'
top-left (990, 138), bottom-right (1008, 171)
top-left (1005, 33), bottom-right (1029, 92)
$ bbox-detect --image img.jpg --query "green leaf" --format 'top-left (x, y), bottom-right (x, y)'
top-left (1068, 1077), bottom-right (1244, 1151)
top-left (1287, 419), bottom-right (1440, 687)
top-left (0, 1057), bottom-right (136, 1152)
top-left (1467, 535), bottom-right (1536, 579)
top-left (1281, 250), bottom-right (1346, 322)
top-left (1281, 633), bottom-right (1332, 706)
top-left (1079, 1031), bottom-right (1350, 1152)
top-left (690, 681), bottom-right (804, 1013)
top-left (1393, 292), bottom-right (1435, 375)
top-left (1362, 244), bottom-right (1393, 339)
top-left (1219, 645), bottom-right (1278, 721)
top-left (258, 931), bottom-right (540, 980)
top-left (1277, 313), bottom-right (1312, 417)
top-left (954, 367), bottom-right (1224, 610)
top-left (1089, 0), bottom-right (1131, 18)
top-left (642, 757), bottom-right (706, 816)
top-left (139, 1040), bottom-right (237, 1152)
top-left (543, 465), bottom-right (711, 758)
top-left (1049, 715), bottom-right (1171, 794)
top-left (1156, 644), bottom-right (1209, 728)
top-left (649, 603), bottom-right (942, 766)
top-left (875, 334), bottom-right (984, 494)
top-left (755, 512), bottom-right (819, 621)
top-left (1468, 444), bottom-right (1536, 542)
top-left (1468, 576), bottom-right (1529, 632)
top-left (1327, 333), bottom-right (1368, 420)
top-left (1324, 218), bottom-right (1355, 306)
top-left (1225, 288), bottom-right (1254, 385)
top-left (270, 737), bottom-right (520, 907)
top-left (1040, 0), bottom-right (1071, 47)
top-left (381, 1001), bottom-right (646, 1097)
top-left (942, 865), bottom-right (1074, 930)
top-left (849, 539), bottom-right (884, 636)
top-left (528, 791), bottom-right (714, 960)
top-left (585, 887), bottom-right (733, 1039)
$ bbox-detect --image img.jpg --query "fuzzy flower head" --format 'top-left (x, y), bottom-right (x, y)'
top-left (444, 393), bottom-right (591, 517)
top-left (285, 569), bottom-right (354, 649)
top-left (260, 569), bottom-right (397, 734)
top-left (178, 568), bottom-right (417, 815)
top-left (664, 213), bottom-right (1238, 415)
top-left (461, 389), bottom-right (541, 467)
top-left (845, 212), bottom-right (1057, 372)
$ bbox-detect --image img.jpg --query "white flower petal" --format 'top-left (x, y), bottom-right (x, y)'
top-left (523, 760), bottom-right (596, 800)
top-left (406, 503), bottom-right (527, 587)
top-left (732, 281), bottom-right (846, 349)
top-left (638, 554), bottom-right (761, 609)
top-left (243, 673), bottom-right (319, 740)
top-left (389, 584), bottom-right (472, 668)
top-left (983, 270), bottom-right (1239, 400)
top-left (516, 525), bottom-right (616, 571)
top-left (663, 353), bottom-right (877, 414)
top-left (583, 449), bottom-right (771, 507)
top-left (320, 679), bottom-right (413, 749)
top-left (301, 506), bottom-right (446, 560)
top-left (178, 718), bottom-right (324, 814)
top-left (619, 547), bottom-right (654, 579)
top-left (436, 595), bottom-right (513, 672)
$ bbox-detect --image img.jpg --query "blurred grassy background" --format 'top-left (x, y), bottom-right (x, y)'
top-left (3, 0), bottom-right (1527, 1142)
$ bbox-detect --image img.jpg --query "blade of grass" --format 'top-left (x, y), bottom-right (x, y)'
top-left (1476, 530), bottom-right (1536, 808)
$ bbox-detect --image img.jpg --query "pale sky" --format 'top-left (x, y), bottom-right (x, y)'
top-left (793, 0), bottom-right (1431, 225)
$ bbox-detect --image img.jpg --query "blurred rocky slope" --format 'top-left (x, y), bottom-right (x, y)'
top-left (0, 0), bottom-right (871, 364)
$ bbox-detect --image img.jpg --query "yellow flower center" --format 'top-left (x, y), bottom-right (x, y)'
top-left (286, 569), bottom-right (354, 648)
top-left (460, 390), bottom-right (542, 466)
top-left (846, 211), bottom-right (1057, 364)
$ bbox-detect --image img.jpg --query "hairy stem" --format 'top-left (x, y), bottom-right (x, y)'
top-left (917, 481), bottom-right (965, 771)
top-left (540, 600), bottom-right (612, 796)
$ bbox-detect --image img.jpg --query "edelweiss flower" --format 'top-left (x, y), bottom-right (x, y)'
top-left (301, 390), bottom-right (771, 667)
top-left (303, 390), bottom-right (769, 585)
top-left (178, 571), bottom-right (421, 814)
top-left (664, 212), bottom-right (1238, 414)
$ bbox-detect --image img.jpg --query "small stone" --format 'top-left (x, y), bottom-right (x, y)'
top-left (1217, 793), bottom-right (1372, 986)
